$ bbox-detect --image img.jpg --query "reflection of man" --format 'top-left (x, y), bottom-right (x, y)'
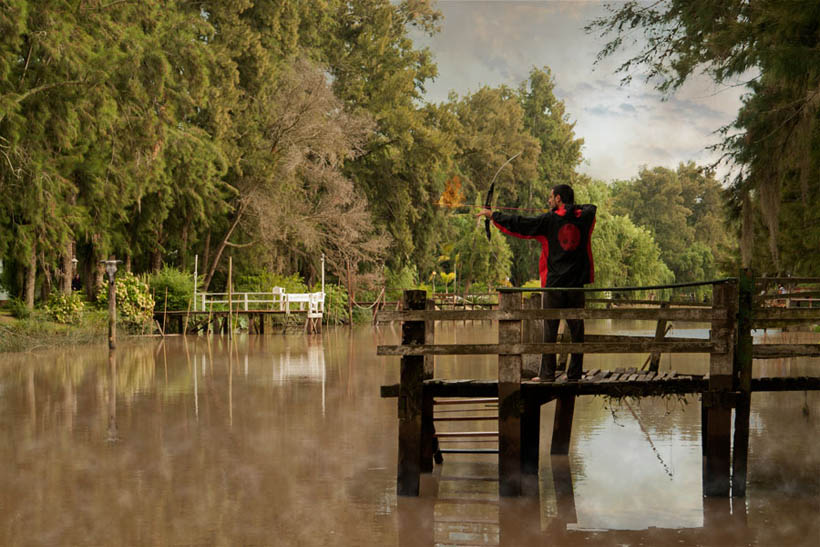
top-left (477, 184), bottom-right (596, 381)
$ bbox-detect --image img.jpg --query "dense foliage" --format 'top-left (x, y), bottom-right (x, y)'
top-left (1, 0), bottom-right (752, 313)
top-left (588, 0), bottom-right (820, 275)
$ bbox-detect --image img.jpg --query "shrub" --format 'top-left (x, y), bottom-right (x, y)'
top-left (148, 267), bottom-right (194, 311)
top-left (317, 283), bottom-right (349, 325)
top-left (45, 291), bottom-right (86, 324)
top-left (7, 297), bottom-right (31, 320)
top-left (236, 272), bottom-right (308, 294)
top-left (98, 271), bottom-right (155, 331)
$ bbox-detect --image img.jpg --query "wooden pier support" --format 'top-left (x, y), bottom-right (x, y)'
top-left (397, 290), bottom-right (427, 496)
top-left (732, 269), bottom-right (754, 497)
top-left (498, 291), bottom-right (522, 496)
top-left (703, 280), bottom-right (737, 497)
top-left (550, 395), bottom-right (576, 455)
top-left (420, 298), bottom-right (436, 472)
top-left (521, 397), bottom-right (541, 475)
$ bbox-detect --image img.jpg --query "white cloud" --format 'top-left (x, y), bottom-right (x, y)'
top-left (413, 1), bottom-right (747, 181)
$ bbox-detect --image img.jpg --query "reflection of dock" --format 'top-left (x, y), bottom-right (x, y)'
top-left (378, 273), bottom-right (820, 500)
top-left (397, 456), bottom-right (751, 546)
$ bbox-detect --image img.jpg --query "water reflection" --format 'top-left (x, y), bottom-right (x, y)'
top-left (0, 324), bottom-right (817, 546)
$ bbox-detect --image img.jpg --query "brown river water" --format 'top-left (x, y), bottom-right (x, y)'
top-left (0, 321), bottom-right (817, 546)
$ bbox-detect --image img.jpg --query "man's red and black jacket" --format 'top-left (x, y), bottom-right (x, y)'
top-left (491, 204), bottom-right (597, 288)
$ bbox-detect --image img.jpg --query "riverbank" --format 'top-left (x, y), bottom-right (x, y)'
top-left (0, 311), bottom-right (109, 353)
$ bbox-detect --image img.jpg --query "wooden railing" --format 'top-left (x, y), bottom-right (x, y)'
top-left (200, 287), bottom-right (324, 317)
top-left (377, 272), bottom-right (820, 498)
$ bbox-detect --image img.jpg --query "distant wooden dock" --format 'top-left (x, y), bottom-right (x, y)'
top-left (378, 272), bottom-right (820, 498)
top-left (155, 289), bottom-right (325, 334)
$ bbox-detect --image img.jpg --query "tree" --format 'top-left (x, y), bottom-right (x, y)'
top-left (574, 178), bottom-right (673, 288)
top-left (587, 0), bottom-right (820, 274)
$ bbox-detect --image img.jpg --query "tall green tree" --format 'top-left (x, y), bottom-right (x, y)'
top-left (588, 0), bottom-right (820, 274)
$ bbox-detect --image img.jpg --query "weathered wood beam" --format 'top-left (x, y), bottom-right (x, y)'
top-left (377, 340), bottom-right (724, 356)
top-left (752, 344), bottom-right (820, 358)
top-left (498, 291), bottom-right (522, 497)
top-left (376, 308), bottom-right (720, 322)
top-left (397, 290), bottom-right (426, 496)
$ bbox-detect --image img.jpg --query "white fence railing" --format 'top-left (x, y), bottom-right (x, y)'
top-left (200, 287), bottom-right (324, 318)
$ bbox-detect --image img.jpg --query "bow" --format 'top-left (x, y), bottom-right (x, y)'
top-left (482, 152), bottom-right (522, 241)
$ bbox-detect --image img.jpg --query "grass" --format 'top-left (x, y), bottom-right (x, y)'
top-left (0, 310), bottom-right (109, 353)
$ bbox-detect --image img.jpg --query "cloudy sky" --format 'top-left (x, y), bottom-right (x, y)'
top-left (412, 1), bottom-right (748, 182)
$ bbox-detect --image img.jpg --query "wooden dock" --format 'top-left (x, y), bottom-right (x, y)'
top-left (378, 272), bottom-right (820, 498)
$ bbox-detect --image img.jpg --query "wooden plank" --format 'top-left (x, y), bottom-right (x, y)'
top-left (435, 431), bottom-right (499, 437)
top-left (383, 376), bottom-right (820, 403)
top-left (377, 340), bottom-right (723, 356)
top-left (435, 397), bottom-right (498, 405)
top-left (752, 308), bottom-right (820, 321)
top-left (433, 416), bottom-right (497, 422)
top-left (376, 307), bottom-right (719, 322)
top-left (752, 344), bottom-right (820, 358)
top-left (439, 448), bottom-right (499, 454)
top-left (498, 291), bottom-right (522, 497)
top-left (752, 376), bottom-right (820, 391)
top-left (397, 290), bottom-right (427, 497)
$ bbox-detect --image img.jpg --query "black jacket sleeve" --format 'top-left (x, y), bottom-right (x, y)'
top-left (490, 211), bottom-right (548, 239)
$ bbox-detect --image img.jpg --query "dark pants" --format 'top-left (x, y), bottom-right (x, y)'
top-left (540, 290), bottom-right (585, 379)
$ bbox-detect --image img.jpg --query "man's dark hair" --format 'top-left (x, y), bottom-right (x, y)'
top-left (552, 184), bottom-right (574, 205)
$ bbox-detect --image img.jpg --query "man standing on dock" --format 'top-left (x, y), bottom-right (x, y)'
top-left (477, 184), bottom-right (596, 381)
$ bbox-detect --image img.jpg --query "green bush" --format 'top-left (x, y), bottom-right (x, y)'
top-left (7, 298), bottom-right (31, 320)
top-left (236, 272), bottom-right (307, 294)
top-left (317, 283), bottom-right (349, 325)
top-left (148, 267), bottom-right (193, 311)
top-left (45, 291), bottom-right (86, 324)
top-left (98, 271), bottom-right (155, 331)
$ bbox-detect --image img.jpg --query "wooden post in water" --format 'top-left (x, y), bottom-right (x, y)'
top-left (420, 297), bottom-right (437, 471)
top-left (550, 394), bottom-right (576, 455)
top-left (228, 256), bottom-right (233, 339)
top-left (397, 290), bottom-right (426, 496)
top-left (732, 269), bottom-right (754, 496)
top-left (703, 280), bottom-right (737, 496)
top-left (498, 290), bottom-right (522, 496)
top-left (522, 294), bottom-right (542, 378)
top-left (648, 302), bottom-right (670, 372)
top-left (521, 293), bottom-right (542, 475)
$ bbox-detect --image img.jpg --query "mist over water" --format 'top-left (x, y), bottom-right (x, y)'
top-left (0, 322), bottom-right (817, 546)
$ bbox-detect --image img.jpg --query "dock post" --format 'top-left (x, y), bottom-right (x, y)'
top-left (498, 290), bottom-right (522, 496)
top-left (397, 290), bottom-right (427, 496)
top-left (648, 302), bottom-right (669, 372)
top-left (521, 397), bottom-right (541, 475)
top-left (522, 294), bottom-right (542, 378)
top-left (420, 298), bottom-right (436, 471)
top-left (550, 395), bottom-right (576, 455)
top-left (703, 280), bottom-right (737, 496)
top-left (732, 269), bottom-right (754, 497)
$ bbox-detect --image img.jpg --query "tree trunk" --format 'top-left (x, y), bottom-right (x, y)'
top-left (202, 231), bottom-right (211, 283)
top-left (25, 248), bottom-right (36, 309)
top-left (180, 220), bottom-right (189, 270)
top-left (202, 203), bottom-right (246, 292)
top-left (151, 248), bottom-right (162, 273)
top-left (40, 251), bottom-right (52, 302)
top-left (61, 238), bottom-right (74, 294)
